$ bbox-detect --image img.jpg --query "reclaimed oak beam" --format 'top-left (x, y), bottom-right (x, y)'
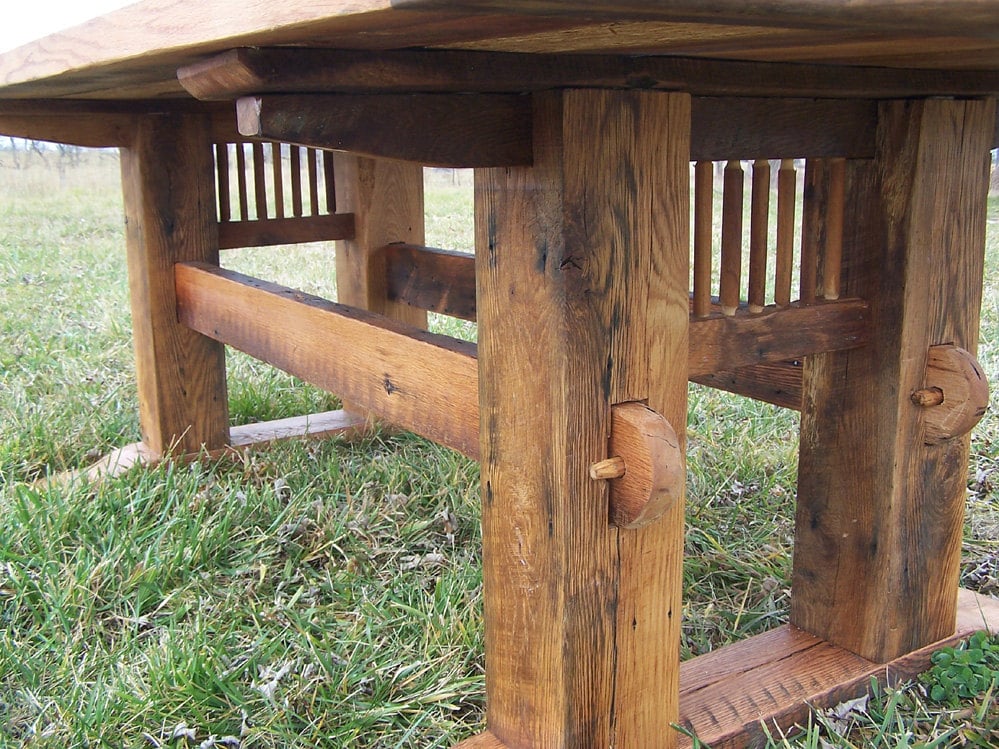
top-left (384, 243), bottom-right (477, 321)
top-left (691, 360), bottom-right (804, 410)
top-left (236, 93), bottom-right (533, 168)
top-left (217, 213), bottom-right (355, 250)
top-left (174, 261), bottom-right (479, 459)
top-left (474, 88), bottom-right (690, 747)
top-left (178, 47), bottom-right (999, 101)
top-left (677, 589), bottom-right (999, 749)
top-left (793, 98), bottom-right (997, 662)
top-left (120, 114), bottom-right (229, 457)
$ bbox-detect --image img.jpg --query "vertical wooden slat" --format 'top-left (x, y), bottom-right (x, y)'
top-left (693, 160), bottom-right (713, 318)
top-left (475, 89), bottom-right (690, 749)
top-left (271, 142), bottom-right (285, 219)
top-left (793, 98), bottom-right (996, 662)
top-left (120, 114), bottom-right (229, 456)
top-left (290, 145), bottom-right (303, 217)
top-left (215, 142), bottom-right (231, 223)
top-left (823, 157), bottom-right (846, 300)
top-left (800, 158), bottom-right (824, 305)
top-left (748, 158), bottom-right (770, 313)
top-left (252, 141), bottom-right (267, 220)
top-left (234, 142), bottom-right (249, 222)
top-left (323, 149), bottom-right (337, 214)
top-left (307, 147), bottom-right (320, 217)
top-left (775, 158), bottom-right (796, 307)
top-left (719, 159), bottom-right (744, 316)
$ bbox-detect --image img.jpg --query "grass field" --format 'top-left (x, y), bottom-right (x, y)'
top-left (1, 150), bottom-right (997, 747)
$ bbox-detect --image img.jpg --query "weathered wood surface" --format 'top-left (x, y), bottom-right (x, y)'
top-left (691, 360), bottom-right (803, 410)
top-left (3, 0), bottom-right (999, 106)
top-left (381, 242), bottom-right (870, 377)
top-left (175, 262), bottom-right (479, 458)
top-left (677, 589), bottom-right (999, 749)
top-left (179, 46), bottom-right (999, 102)
top-left (218, 214), bottom-right (355, 250)
top-left (237, 94), bottom-right (533, 168)
top-left (916, 344), bottom-right (990, 445)
top-left (475, 88), bottom-right (690, 748)
top-left (687, 300), bottom-right (869, 377)
top-left (333, 155), bottom-right (428, 426)
top-left (120, 114), bottom-right (229, 457)
top-left (603, 402), bottom-right (684, 529)
top-left (40, 410), bottom-right (365, 487)
top-left (793, 98), bottom-right (997, 662)
top-left (384, 243), bottom-right (477, 321)
top-left (451, 731), bottom-right (509, 749)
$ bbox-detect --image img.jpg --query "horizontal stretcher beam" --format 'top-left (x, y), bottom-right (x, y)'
top-left (175, 261), bottom-right (868, 457)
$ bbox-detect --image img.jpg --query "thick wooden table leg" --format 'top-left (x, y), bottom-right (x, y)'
top-left (333, 153), bottom-right (427, 323)
top-left (333, 154), bottom-right (427, 421)
top-left (120, 114), bottom-right (228, 456)
top-left (474, 90), bottom-right (690, 747)
top-left (793, 98), bottom-right (996, 661)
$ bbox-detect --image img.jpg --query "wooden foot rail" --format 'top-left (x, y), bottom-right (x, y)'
top-left (451, 591), bottom-right (998, 748)
top-left (175, 260), bottom-right (869, 461)
top-left (175, 261), bottom-right (480, 458)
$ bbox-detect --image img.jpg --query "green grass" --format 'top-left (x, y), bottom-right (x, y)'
top-left (1, 153), bottom-right (997, 747)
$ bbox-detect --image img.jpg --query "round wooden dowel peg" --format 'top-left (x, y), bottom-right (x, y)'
top-left (912, 344), bottom-right (989, 445)
top-left (589, 456), bottom-right (626, 481)
top-left (590, 401), bottom-right (683, 529)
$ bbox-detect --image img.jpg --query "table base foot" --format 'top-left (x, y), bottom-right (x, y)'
top-left (678, 589), bottom-right (999, 748)
top-left (34, 409), bottom-right (367, 487)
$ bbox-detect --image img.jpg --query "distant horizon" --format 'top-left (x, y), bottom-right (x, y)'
top-left (1, 1), bottom-right (134, 53)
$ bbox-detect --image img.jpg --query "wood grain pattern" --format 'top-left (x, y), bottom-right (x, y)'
top-left (384, 243), bottom-right (477, 321)
top-left (475, 89), bottom-right (690, 748)
top-left (774, 158), bottom-right (797, 309)
top-left (917, 344), bottom-right (990, 445)
top-left (237, 93), bottom-right (533, 168)
top-left (692, 160), bottom-right (714, 319)
top-left (677, 589), bottom-right (999, 749)
top-left (793, 98), bottom-right (997, 662)
top-left (119, 114), bottom-right (229, 456)
top-left (174, 262), bottom-right (479, 457)
top-left (217, 213), bottom-right (355, 250)
top-left (748, 158), bottom-right (770, 313)
top-left (688, 299), bottom-right (869, 376)
top-left (333, 155), bottom-right (426, 327)
top-left (605, 402), bottom-right (684, 529)
top-left (451, 731), bottom-right (509, 749)
top-left (691, 360), bottom-right (803, 410)
top-left (719, 160), bottom-right (744, 316)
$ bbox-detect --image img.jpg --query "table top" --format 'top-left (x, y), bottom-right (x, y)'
top-left (2, 0), bottom-right (999, 103)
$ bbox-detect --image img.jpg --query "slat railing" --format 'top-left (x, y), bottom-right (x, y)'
top-left (213, 141), bottom-right (354, 250)
top-left (691, 157), bottom-right (846, 317)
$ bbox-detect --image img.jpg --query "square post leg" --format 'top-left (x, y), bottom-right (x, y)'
top-left (793, 98), bottom-right (996, 661)
top-left (333, 153), bottom-right (427, 324)
top-left (333, 154), bottom-right (428, 422)
top-left (474, 90), bottom-right (690, 747)
top-left (120, 114), bottom-right (228, 456)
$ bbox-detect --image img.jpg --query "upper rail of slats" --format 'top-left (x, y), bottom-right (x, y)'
top-left (214, 140), bottom-right (353, 250)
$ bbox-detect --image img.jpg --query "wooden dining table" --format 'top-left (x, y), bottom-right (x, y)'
top-left (3, 2), bottom-right (999, 746)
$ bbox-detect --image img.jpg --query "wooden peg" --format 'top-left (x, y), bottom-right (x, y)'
top-left (912, 344), bottom-right (990, 445)
top-left (589, 455), bottom-right (626, 480)
top-left (589, 401), bottom-right (684, 529)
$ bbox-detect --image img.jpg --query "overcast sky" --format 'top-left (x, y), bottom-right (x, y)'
top-left (1, 1), bottom-right (135, 53)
